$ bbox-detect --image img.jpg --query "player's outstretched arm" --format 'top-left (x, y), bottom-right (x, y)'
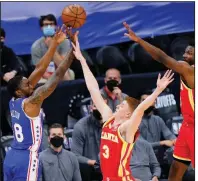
top-left (24, 31), bottom-right (78, 117)
top-left (28, 25), bottom-right (67, 88)
top-left (72, 38), bottom-right (113, 122)
top-left (122, 70), bottom-right (174, 143)
top-left (123, 22), bottom-right (193, 78)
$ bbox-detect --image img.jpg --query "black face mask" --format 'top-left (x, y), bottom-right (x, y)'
top-left (145, 106), bottom-right (155, 114)
top-left (92, 109), bottom-right (102, 120)
top-left (50, 136), bottom-right (64, 148)
top-left (106, 80), bottom-right (119, 92)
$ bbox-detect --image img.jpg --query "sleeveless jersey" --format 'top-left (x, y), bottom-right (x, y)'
top-left (100, 117), bottom-right (138, 181)
top-left (9, 97), bottom-right (43, 152)
top-left (180, 80), bottom-right (194, 125)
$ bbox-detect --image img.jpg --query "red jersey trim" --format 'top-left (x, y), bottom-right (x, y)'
top-left (173, 154), bottom-right (191, 161)
top-left (103, 116), bottom-right (115, 128)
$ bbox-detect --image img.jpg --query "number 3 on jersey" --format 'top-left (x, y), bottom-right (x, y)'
top-left (102, 145), bottom-right (110, 159)
top-left (14, 123), bottom-right (24, 142)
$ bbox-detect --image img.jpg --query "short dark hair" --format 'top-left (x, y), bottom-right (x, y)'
top-left (0, 28), bottom-right (6, 38)
top-left (48, 123), bottom-right (64, 136)
top-left (39, 14), bottom-right (57, 27)
top-left (7, 76), bottom-right (23, 97)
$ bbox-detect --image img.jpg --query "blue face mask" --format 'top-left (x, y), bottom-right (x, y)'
top-left (43, 25), bottom-right (55, 37)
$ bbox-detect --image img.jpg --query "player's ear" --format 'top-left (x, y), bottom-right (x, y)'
top-left (15, 90), bottom-right (23, 97)
top-left (48, 137), bottom-right (51, 144)
top-left (126, 111), bottom-right (131, 118)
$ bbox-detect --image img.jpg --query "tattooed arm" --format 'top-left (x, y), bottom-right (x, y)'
top-left (24, 48), bottom-right (75, 117)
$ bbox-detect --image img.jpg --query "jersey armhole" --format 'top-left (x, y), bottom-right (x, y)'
top-left (21, 99), bottom-right (41, 120)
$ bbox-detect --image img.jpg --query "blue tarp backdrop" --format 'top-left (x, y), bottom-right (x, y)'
top-left (1, 2), bottom-right (195, 55)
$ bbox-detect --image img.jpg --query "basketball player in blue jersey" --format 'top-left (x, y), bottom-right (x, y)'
top-left (3, 26), bottom-right (78, 181)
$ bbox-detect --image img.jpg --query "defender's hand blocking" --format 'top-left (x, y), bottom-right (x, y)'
top-left (123, 22), bottom-right (140, 42)
top-left (53, 24), bottom-right (67, 44)
top-left (156, 70), bottom-right (174, 91)
top-left (65, 27), bottom-right (79, 44)
top-left (71, 37), bottom-right (84, 61)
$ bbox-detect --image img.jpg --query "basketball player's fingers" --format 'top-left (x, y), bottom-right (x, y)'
top-left (60, 24), bottom-right (66, 32)
top-left (124, 33), bottom-right (130, 37)
top-left (158, 73), bottom-right (161, 80)
top-left (166, 69), bottom-right (172, 78)
top-left (163, 70), bottom-right (169, 77)
top-left (71, 42), bottom-right (76, 49)
top-left (123, 22), bottom-right (129, 30)
top-left (56, 26), bottom-right (60, 33)
top-left (168, 78), bottom-right (174, 84)
top-left (168, 73), bottom-right (175, 80)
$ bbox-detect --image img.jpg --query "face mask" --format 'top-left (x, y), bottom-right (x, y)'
top-left (106, 80), bottom-right (119, 92)
top-left (92, 109), bottom-right (102, 120)
top-left (145, 106), bottom-right (155, 114)
top-left (43, 26), bottom-right (55, 37)
top-left (50, 136), bottom-right (64, 148)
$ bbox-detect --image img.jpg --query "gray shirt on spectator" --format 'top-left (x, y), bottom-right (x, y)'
top-left (100, 87), bottom-right (128, 112)
top-left (31, 37), bottom-right (70, 65)
top-left (130, 137), bottom-right (161, 181)
top-left (39, 147), bottom-right (81, 181)
top-left (71, 115), bottom-right (102, 164)
top-left (139, 114), bottom-right (176, 148)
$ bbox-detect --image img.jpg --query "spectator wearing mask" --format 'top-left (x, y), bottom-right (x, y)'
top-left (1, 28), bottom-right (20, 86)
top-left (130, 137), bottom-right (161, 181)
top-left (138, 90), bottom-right (176, 148)
top-left (31, 14), bottom-right (75, 82)
top-left (39, 123), bottom-right (81, 181)
top-left (100, 68), bottom-right (128, 112)
top-left (71, 98), bottom-right (105, 181)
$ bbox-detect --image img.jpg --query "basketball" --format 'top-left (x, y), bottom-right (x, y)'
top-left (61, 4), bottom-right (87, 28)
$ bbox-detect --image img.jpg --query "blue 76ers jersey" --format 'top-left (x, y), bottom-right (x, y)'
top-left (9, 97), bottom-right (43, 152)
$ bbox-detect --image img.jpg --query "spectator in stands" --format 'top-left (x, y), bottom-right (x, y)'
top-left (0, 28), bottom-right (20, 86)
top-left (40, 123), bottom-right (81, 181)
top-left (71, 98), bottom-right (105, 181)
top-left (130, 137), bottom-right (161, 181)
top-left (100, 68), bottom-right (128, 112)
top-left (1, 27), bottom-right (21, 135)
top-left (139, 90), bottom-right (176, 148)
top-left (31, 14), bottom-right (74, 82)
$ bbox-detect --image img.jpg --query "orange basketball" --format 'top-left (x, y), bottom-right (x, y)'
top-left (61, 4), bottom-right (87, 28)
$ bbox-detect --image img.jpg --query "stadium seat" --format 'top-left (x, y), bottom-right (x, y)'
top-left (96, 46), bottom-right (132, 75)
top-left (70, 50), bottom-right (99, 79)
top-left (127, 43), bottom-right (158, 72)
top-left (170, 36), bottom-right (193, 61)
top-left (80, 97), bottom-right (91, 117)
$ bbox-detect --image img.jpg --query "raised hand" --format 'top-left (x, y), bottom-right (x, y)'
top-left (156, 70), bottom-right (174, 91)
top-left (71, 36), bottom-right (84, 61)
top-left (53, 24), bottom-right (67, 44)
top-left (65, 27), bottom-right (79, 44)
top-left (123, 22), bottom-right (140, 42)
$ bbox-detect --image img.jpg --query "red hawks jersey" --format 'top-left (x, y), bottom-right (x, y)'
top-left (180, 80), bottom-right (195, 125)
top-left (100, 117), bottom-right (138, 181)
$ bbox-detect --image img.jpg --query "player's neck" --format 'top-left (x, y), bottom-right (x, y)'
top-left (114, 116), bottom-right (126, 125)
